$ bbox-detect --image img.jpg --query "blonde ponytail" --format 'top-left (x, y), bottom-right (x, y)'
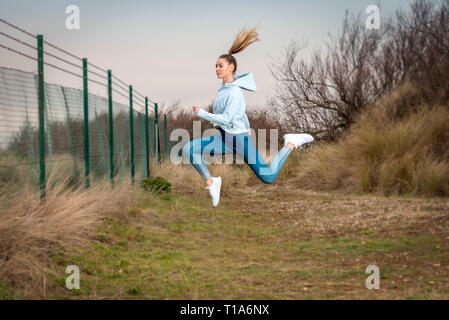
top-left (228, 25), bottom-right (260, 55)
top-left (219, 25), bottom-right (260, 74)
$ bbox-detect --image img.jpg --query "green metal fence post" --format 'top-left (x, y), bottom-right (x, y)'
top-left (149, 116), bottom-right (154, 156)
top-left (82, 58), bottom-right (90, 188)
top-left (108, 70), bottom-right (114, 185)
top-left (154, 103), bottom-right (160, 164)
top-left (129, 85), bottom-right (135, 183)
top-left (37, 34), bottom-right (46, 199)
top-left (164, 113), bottom-right (168, 158)
top-left (145, 97), bottom-right (150, 178)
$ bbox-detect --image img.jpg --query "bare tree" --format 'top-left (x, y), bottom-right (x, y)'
top-left (393, 0), bottom-right (449, 102)
top-left (268, 0), bottom-right (449, 141)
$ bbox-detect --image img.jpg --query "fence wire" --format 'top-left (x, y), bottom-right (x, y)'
top-left (0, 18), bottom-right (169, 194)
top-left (0, 66), bottom-right (168, 189)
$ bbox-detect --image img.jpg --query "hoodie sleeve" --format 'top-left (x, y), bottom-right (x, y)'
top-left (197, 89), bottom-right (242, 127)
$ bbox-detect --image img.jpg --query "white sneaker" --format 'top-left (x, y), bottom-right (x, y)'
top-left (283, 133), bottom-right (314, 149)
top-left (205, 176), bottom-right (222, 207)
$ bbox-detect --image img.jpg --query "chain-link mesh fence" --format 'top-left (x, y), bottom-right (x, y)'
top-left (0, 18), bottom-right (172, 197)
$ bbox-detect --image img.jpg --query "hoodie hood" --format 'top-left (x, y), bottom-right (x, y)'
top-left (223, 72), bottom-right (257, 92)
top-left (198, 72), bottom-right (254, 134)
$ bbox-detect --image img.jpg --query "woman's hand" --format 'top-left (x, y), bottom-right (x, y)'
top-left (192, 106), bottom-right (200, 116)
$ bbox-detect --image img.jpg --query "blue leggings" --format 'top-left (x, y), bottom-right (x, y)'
top-left (182, 128), bottom-right (292, 184)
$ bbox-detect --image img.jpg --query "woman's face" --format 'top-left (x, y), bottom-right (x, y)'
top-left (215, 58), bottom-right (234, 80)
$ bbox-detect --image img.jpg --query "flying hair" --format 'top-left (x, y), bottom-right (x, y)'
top-left (219, 25), bottom-right (260, 74)
top-left (228, 25), bottom-right (260, 55)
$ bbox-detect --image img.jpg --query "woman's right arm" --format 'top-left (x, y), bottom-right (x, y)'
top-left (195, 91), bottom-right (241, 128)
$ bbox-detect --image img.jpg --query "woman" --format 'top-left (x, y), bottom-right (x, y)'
top-left (183, 26), bottom-right (314, 207)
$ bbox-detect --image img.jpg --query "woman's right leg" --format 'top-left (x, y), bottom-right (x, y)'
top-left (182, 134), bottom-right (231, 182)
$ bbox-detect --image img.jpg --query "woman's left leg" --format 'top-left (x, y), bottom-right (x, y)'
top-left (234, 133), bottom-right (293, 184)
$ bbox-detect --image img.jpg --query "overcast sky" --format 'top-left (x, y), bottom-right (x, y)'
top-left (0, 0), bottom-right (416, 113)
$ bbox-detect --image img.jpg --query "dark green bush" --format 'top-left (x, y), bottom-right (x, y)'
top-left (141, 176), bottom-right (171, 194)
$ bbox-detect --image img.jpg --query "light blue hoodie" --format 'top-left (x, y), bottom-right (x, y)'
top-left (197, 72), bottom-right (257, 134)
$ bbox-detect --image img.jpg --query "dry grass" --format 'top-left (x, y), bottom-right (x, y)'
top-left (1, 141), bottom-right (448, 299)
top-left (295, 83), bottom-right (449, 196)
top-left (27, 177), bottom-right (448, 300)
top-left (0, 160), bottom-right (141, 298)
top-left (0, 136), bottom-right (302, 298)
top-left (1, 81), bottom-right (448, 299)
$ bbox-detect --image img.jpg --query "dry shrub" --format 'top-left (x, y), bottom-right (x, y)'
top-left (0, 162), bottom-right (141, 298)
top-left (295, 83), bottom-right (449, 196)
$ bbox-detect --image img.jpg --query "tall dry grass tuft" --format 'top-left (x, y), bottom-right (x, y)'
top-left (0, 159), bottom-right (141, 298)
top-left (295, 83), bottom-right (449, 196)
